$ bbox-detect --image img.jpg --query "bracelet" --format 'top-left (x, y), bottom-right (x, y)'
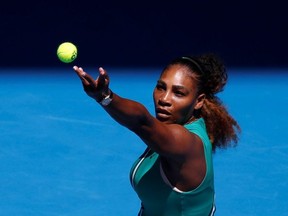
top-left (99, 90), bottom-right (113, 106)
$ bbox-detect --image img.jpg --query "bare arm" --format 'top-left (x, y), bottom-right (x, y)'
top-left (73, 66), bottom-right (198, 159)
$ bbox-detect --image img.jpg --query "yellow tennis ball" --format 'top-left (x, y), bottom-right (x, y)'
top-left (57, 42), bottom-right (77, 63)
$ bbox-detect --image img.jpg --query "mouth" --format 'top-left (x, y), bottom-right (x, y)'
top-left (155, 108), bottom-right (171, 119)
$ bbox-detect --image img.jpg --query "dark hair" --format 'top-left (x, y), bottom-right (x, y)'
top-left (165, 53), bottom-right (240, 151)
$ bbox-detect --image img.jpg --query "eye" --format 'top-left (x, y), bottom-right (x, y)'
top-left (155, 82), bottom-right (165, 91)
top-left (174, 91), bottom-right (185, 97)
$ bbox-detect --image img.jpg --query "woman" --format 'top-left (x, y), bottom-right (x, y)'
top-left (73, 53), bottom-right (240, 216)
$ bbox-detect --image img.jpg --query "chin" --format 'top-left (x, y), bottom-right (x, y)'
top-left (156, 116), bottom-right (173, 124)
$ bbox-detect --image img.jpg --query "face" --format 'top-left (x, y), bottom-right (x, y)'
top-left (153, 64), bottom-right (204, 125)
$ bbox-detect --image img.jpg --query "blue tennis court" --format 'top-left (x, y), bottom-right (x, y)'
top-left (0, 67), bottom-right (287, 215)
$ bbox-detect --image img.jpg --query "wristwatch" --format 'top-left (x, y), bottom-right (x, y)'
top-left (99, 91), bottom-right (113, 106)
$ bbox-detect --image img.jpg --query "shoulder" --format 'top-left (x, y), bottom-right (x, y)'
top-left (160, 120), bottom-right (206, 158)
top-left (184, 118), bottom-right (212, 153)
top-left (184, 118), bottom-right (206, 131)
top-left (184, 118), bottom-right (208, 139)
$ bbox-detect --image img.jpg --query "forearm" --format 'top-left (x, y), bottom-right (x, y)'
top-left (73, 66), bottom-right (154, 133)
top-left (101, 92), bottom-right (153, 131)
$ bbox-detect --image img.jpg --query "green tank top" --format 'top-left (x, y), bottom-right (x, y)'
top-left (130, 118), bottom-right (215, 216)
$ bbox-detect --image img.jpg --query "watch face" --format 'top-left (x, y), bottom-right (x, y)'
top-left (100, 91), bottom-right (113, 106)
top-left (101, 97), bottom-right (112, 106)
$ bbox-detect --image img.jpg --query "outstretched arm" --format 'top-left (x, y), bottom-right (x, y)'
top-left (73, 66), bottom-right (198, 159)
top-left (73, 66), bottom-right (151, 130)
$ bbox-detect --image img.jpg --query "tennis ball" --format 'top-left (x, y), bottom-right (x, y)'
top-left (57, 42), bottom-right (77, 63)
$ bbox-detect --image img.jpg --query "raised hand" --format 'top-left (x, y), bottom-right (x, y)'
top-left (73, 66), bottom-right (110, 102)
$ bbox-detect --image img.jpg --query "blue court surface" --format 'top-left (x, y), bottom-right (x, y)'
top-left (0, 67), bottom-right (287, 216)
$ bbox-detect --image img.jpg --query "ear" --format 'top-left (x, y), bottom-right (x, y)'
top-left (194, 93), bottom-right (205, 110)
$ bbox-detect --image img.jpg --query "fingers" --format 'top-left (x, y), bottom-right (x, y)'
top-left (73, 66), bottom-right (110, 92)
top-left (98, 67), bottom-right (110, 88)
top-left (73, 65), bottom-right (85, 77)
top-left (73, 66), bottom-right (96, 87)
top-left (73, 66), bottom-right (89, 85)
top-left (82, 71), bottom-right (97, 87)
top-left (99, 67), bottom-right (106, 75)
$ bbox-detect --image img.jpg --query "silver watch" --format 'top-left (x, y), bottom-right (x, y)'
top-left (100, 91), bottom-right (113, 106)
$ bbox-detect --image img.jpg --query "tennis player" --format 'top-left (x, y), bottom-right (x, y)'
top-left (73, 53), bottom-right (240, 215)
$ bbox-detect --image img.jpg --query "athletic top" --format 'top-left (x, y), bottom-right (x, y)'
top-left (129, 118), bottom-right (215, 216)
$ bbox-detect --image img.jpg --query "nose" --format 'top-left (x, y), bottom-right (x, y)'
top-left (159, 92), bottom-right (172, 106)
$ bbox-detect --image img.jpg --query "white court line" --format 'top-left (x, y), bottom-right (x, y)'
top-left (41, 115), bottom-right (114, 127)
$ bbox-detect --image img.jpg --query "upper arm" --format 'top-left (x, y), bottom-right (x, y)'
top-left (133, 115), bottom-right (198, 160)
top-left (104, 94), bottom-right (199, 160)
